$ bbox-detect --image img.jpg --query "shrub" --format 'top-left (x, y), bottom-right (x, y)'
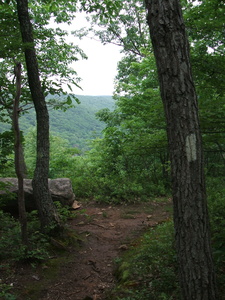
top-left (207, 177), bottom-right (225, 296)
top-left (0, 210), bottom-right (49, 263)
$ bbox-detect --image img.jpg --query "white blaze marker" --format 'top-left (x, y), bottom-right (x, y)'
top-left (185, 134), bottom-right (197, 162)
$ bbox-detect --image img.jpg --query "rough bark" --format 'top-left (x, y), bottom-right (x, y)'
top-left (16, 0), bottom-right (60, 231)
top-left (145, 0), bottom-right (218, 299)
top-left (13, 61), bottom-right (28, 245)
top-left (0, 92), bottom-right (27, 178)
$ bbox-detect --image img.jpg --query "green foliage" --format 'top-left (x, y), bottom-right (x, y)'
top-left (1, 0), bottom-right (224, 205)
top-left (91, 177), bottom-right (225, 300)
top-left (71, 1), bottom-right (170, 201)
top-left (210, 195), bottom-right (225, 263)
top-left (81, 52), bottom-right (170, 201)
top-left (24, 127), bottom-right (80, 178)
top-left (110, 221), bottom-right (180, 300)
top-left (79, 0), bottom-right (122, 22)
top-left (69, 155), bottom-right (98, 199)
top-left (72, 0), bottom-right (225, 203)
top-left (54, 201), bottom-right (76, 222)
top-left (0, 210), bottom-right (49, 263)
top-left (81, 0), bottom-right (149, 56)
top-left (1, 95), bottom-right (114, 151)
top-left (184, 0), bottom-right (225, 175)
top-left (69, 140), bottom-right (168, 202)
top-left (0, 183), bottom-right (16, 211)
top-left (0, 130), bottom-right (24, 177)
top-left (0, 1), bottom-right (21, 59)
top-left (0, 282), bottom-right (17, 300)
top-left (0, 131), bottom-right (14, 167)
top-left (205, 178), bottom-right (225, 297)
top-left (0, 0), bottom-right (87, 157)
top-left (0, 202), bottom-right (77, 264)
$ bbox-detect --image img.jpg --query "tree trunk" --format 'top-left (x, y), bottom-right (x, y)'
top-left (145, 0), bottom-right (218, 299)
top-left (0, 93), bottom-right (27, 178)
top-left (13, 61), bottom-right (28, 245)
top-left (16, 0), bottom-right (61, 231)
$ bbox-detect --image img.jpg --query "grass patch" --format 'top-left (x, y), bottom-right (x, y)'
top-left (108, 221), bottom-right (180, 300)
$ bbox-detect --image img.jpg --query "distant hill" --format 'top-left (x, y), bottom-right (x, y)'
top-left (1, 95), bottom-right (115, 151)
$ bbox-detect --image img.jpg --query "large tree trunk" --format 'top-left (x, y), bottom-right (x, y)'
top-left (16, 0), bottom-right (60, 231)
top-left (145, 0), bottom-right (218, 299)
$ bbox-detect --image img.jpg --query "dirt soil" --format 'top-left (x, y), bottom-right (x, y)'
top-left (3, 199), bottom-right (172, 300)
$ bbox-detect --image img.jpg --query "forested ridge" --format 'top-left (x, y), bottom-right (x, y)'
top-left (0, 95), bottom-right (114, 150)
top-left (0, 0), bottom-right (225, 299)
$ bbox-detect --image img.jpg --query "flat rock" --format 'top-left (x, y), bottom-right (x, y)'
top-left (0, 177), bottom-right (75, 214)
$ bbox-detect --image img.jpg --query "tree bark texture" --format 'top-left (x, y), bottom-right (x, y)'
top-left (0, 92), bottom-right (27, 178)
top-left (145, 0), bottom-right (218, 299)
top-left (16, 0), bottom-right (60, 230)
top-left (13, 61), bottom-right (28, 245)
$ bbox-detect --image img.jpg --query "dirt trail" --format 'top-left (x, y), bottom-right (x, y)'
top-left (11, 200), bottom-right (172, 300)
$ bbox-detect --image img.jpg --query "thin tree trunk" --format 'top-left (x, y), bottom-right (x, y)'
top-left (0, 98), bottom-right (27, 178)
top-left (13, 61), bottom-right (28, 245)
top-left (145, 0), bottom-right (218, 299)
top-left (16, 0), bottom-right (61, 231)
top-left (18, 142), bottom-right (27, 178)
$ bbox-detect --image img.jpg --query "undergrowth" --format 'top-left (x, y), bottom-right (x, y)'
top-left (1, 181), bottom-right (225, 300)
top-left (0, 202), bottom-right (79, 263)
top-left (0, 202), bottom-right (82, 299)
top-left (109, 221), bottom-right (180, 300)
top-left (107, 178), bottom-right (225, 300)
top-left (207, 177), bottom-right (225, 297)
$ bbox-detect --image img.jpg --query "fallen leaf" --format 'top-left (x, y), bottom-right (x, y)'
top-left (32, 275), bottom-right (40, 281)
top-left (119, 244), bottom-right (128, 250)
top-left (72, 201), bottom-right (81, 210)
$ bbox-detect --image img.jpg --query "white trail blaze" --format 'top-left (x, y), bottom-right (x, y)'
top-left (185, 134), bottom-right (197, 162)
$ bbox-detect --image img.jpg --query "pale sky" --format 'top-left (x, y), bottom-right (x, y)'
top-left (63, 14), bottom-right (123, 96)
top-left (71, 37), bottom-right (122, 96)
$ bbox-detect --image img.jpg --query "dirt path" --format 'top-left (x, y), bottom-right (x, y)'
top-left (10, 199), bottom-right (172, 300)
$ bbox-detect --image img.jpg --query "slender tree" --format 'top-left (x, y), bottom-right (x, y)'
top-left (0, 62), bottom-right (28, 178)
top-left (145, 0), bottom-right (218, 299)
top-left (16, 0), bottom-right (61, 231)
top-left (12, 61), bottom-right (28, 245)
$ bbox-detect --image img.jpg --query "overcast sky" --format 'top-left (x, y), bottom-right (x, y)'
top-left (71, 37), bottom-right (122, 96)
top-left (63, 14), bottom-right (123, 96)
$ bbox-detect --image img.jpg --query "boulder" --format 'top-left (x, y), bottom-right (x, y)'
top-left (0, 178), bottom-right (75, 214)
